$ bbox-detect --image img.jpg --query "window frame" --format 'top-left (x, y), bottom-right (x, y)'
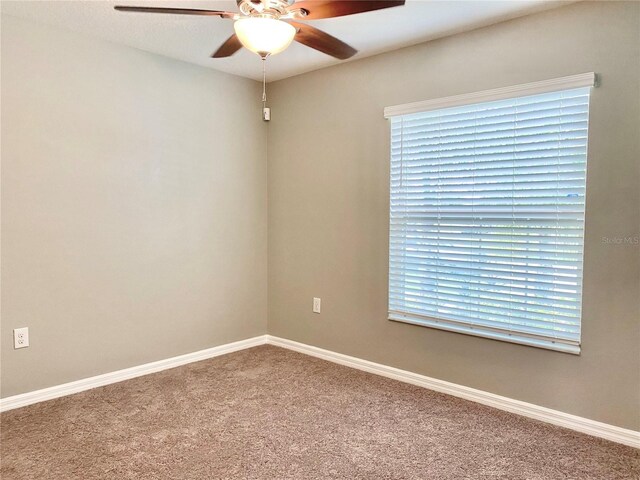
top-left (384, 73), bottom-right (597, 354)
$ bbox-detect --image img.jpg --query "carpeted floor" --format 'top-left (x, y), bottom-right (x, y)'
top-left (1, 345), bottom-right (638, 479)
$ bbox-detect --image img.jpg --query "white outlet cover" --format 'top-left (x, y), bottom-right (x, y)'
top-left (14, 327), bottom-right (29, 349)
top-left (313, 298), bottom-right (321, 314)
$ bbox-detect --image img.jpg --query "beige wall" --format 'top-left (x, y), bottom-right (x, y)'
top-left (267, 1), bottom-right (640, 430)
top-left (1, 15), bottom-right (267, 397)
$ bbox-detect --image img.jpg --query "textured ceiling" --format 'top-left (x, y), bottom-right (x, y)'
top-left (1, 0), bottom-right (574, 81)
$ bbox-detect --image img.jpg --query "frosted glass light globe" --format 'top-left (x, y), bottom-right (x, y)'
top-left (234, 17), bottom-right (296, 57)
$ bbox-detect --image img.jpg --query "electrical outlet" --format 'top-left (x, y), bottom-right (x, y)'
top-left (313, 297), bottom-right (321, 314)
top-left (14, 327), bottom-right (29, 349)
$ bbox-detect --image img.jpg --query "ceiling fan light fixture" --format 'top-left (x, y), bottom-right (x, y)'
top-left (233, 17), bottom-right (296, 57)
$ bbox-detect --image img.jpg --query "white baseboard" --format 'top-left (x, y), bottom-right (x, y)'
top-left (2, 333), bottom-right (637, 449)
top-left (0, 335), bottom-right (268, 413)
top-left (266, 335), bottom-right (640, 449)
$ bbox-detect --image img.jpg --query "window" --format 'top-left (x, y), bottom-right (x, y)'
top-left (385, 74), bottom-right (596, 354)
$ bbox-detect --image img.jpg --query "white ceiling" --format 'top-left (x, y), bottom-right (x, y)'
top-left (1, 0), bottom-right (574, 82)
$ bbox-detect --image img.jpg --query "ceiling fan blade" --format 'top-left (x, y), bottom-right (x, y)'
top-left (114, 6), bottom-right (235, 18)
top-left (211, 34), bottom-right (243, 58)
top-left (289, 22), bottom-right (356, 60)
top-left (291, 1), bottom-right (404, 20)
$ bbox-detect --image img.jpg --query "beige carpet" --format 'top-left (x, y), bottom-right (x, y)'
top-left (1, 345), bottom-right (638, 479)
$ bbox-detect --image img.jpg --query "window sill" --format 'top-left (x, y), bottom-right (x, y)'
top-left (388, 313), bottom-right (581, 355)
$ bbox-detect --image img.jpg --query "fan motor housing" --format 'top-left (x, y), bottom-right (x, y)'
top-left (238, 0), bottom-right (305, 19)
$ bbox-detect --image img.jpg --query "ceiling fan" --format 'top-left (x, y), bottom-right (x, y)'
top-left (115, 0), bottom-right (406, 59)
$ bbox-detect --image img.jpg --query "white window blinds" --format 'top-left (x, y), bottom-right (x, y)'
top-left (387, 76), bottom-right (594, 354)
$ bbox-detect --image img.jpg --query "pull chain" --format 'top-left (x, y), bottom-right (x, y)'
top-left (262, 56), bottom-right (267, 106)
top-left (261, 55), bottom-right (270, 121)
